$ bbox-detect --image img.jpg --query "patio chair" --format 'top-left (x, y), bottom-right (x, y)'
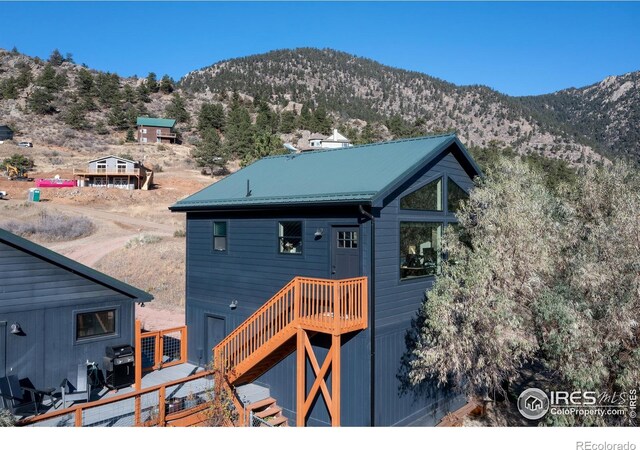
top-left (60, 364), bottom-right (91, 409)
top-left (0, 375), bottom-right (55, 416)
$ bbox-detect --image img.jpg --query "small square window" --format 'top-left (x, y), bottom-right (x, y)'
top-left (337, 231), bottom-right (358, 248)
top-left (279, 221), bottom-right (302, 254)
top-left (213, 221), bottom-right (227, 251)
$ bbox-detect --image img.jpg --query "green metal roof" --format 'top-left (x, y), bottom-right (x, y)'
top-left (136, 117), bottom-right (176, 128)
top-left (171, 133), bottom-right (479, 211)
top-left (0, 228), bottom-right (154, 302)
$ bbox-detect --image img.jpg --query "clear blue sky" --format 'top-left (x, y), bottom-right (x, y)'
top-left (2, 2), bottom-right (639, 96)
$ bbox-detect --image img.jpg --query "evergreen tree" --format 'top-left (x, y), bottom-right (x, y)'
top-left (75, 68), bottom-right (95, 98)
top-left (0, 78), bottom-right (18, 100)
top-left (136, 82), bottom-right (150, 103)
top-left (311, 106), bottom-right (332, 134)
top-left (15, 63), bottom-right (32, 90)
top-left (36, 65), bottom-right (59, 92)
top-left (49, 49), bottom-right (64, 66)
top-left (108, 103), bottom-right (127, 130)
top-left (191, 129), bottom-right (227, 176)
top-left (64, 52), bottom-right (74, 64)
top-left (28, 88), bottom-right (55, 114)
top-left (95, 72), bottom-right (121, 107)
top-left (241, 131), bottom-right (286, 167)
top-left (255, 102), bottom-right (279, 134)
top-left (299, 103), bottom-right (313, 130)
top-left (197, 103), bottom-right (226, 134)
top-left (64, 101), bottom-right (88, 129)
top-left (279, 110), bottom-right (298, 133)
top-left (95, 121), bottom-right (108, 135)
top-left (11, 46), bottom-right (18, 54)
top-left (165, 93), bottom-right (190, 124)
top-left (360, 122), bottom-right (376, 144)
top-left (224, 102), bottom-right (254, 158)
top-left (126, 128), bottom-right (136, 142)
top-left (159, 75), bottom-right (174, 94)
top-left (122, 84), bottom-right (136, 105)
top-left (146, 72), bottom-right (159, 93)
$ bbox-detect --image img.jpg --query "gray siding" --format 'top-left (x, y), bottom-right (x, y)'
top-left (0, 241), bottom-right (136, 389)
top-left (185, 208), bottom-right (372, 426)
top-left (373, 150), bottom-right (475, 426)
top-left (87, 157), bottom-right (137, 173)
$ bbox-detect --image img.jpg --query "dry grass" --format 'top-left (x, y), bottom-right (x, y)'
top-left (2, 210), bottom-right (94, 241)
top-left (95, 236), bottom-right (185, 310)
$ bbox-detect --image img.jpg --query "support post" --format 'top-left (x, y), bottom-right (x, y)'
top-left (331, 334), bottom-right (341, 427)
top-left (134, 395), bottom-right (141, 426)
top-left (75, 408), bottom-right (82, 427)
top-left (181, 326), bottom-right (188, 364)
top-left (158, 386), bottom-right (166, 426)
top-left (135, 319), bottom-right (142, 391)
top-left (296, 328), bottom-right (305, 427)
top-left (293, 278), bottom-right (300, 321)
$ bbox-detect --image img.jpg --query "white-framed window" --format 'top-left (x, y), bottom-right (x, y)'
top-left (142, 128), bottom-right (147, 134)
top-left (113, 177), bottom-right (128, 189)
top-left (141, 137), bottom-right (147, 143)
top-left (93, 177), bottom-right (106, 187)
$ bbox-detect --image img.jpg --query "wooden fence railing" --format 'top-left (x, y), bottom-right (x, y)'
top-left (19, 370), bottom-right (215, 427)
top-left (139, 326), bottom-right (188, 372)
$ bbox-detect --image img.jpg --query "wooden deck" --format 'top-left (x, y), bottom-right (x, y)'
top-left (21, 363), bottom-right (212, 427)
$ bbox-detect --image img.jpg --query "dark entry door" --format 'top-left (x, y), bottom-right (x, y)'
top-left (331, 226), bottom-right (361, 279)
top-left (0, 321), bottom-right (6, 377)
top-left (205, 316), bottom-right (225, 365)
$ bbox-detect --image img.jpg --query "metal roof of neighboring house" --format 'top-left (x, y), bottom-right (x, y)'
top-left (86, 155), bottom-right (139, 165)
top-left (170, 133), bottom-right (481, 211)
top-left (0, 228), bottom-right (154, 302)
top-left (136, 117), bottom-right (176, 128)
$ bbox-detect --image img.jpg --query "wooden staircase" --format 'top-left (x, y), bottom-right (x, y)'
top-left (247, 397), bottom-right (288, 427)
top-left (214, 276), bottom-right (368, 426)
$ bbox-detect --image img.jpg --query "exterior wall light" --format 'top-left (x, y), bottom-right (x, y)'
top-left (229, 300), bottom-right (238, 309)
top-left (10, 322), bottom-right (23, 335)
top-left (314, 228), bottom-right (324, 239)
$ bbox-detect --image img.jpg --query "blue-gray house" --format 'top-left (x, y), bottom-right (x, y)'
top-left (170, 133), bottom-right (482, 426)
top-left (0, 229), bottom-right (153, 398)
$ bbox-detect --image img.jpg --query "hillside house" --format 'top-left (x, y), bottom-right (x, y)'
top-left (136, 117), bottom-right (177, 144)
top-left (170, 133), bottom-right (482, 426)
top-left (308, 129), bottom-right (352, 150)
top-left (0, 228), bottom-right (152, 395)
top-left (74, 155), bottom-right (153, 190)
top-left (0, 125), bottom-right (14, 141)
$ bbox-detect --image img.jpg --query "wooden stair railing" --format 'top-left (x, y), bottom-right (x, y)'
top-left (213, 276), bottom-right (368, 427)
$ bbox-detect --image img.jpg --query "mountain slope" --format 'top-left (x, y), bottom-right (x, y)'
top-left (180, 48), bottom-right (620, 163)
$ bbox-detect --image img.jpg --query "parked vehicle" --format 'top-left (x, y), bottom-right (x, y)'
top-left (18, 141), bottom-right (33, 148)
top-left (0, 191), bottom-right (7, 199)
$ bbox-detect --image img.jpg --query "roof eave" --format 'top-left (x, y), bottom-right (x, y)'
top-left (169, 199), bottom-right (373, 213)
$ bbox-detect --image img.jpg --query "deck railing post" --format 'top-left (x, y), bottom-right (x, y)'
top-left (362, 278), bottom-right (368, 328)
top-left (333, 281), bottom-right (340, 334)
top-left (293, 277), bottom-right (300, 322)
top-left (134, 395), bottom-right (141, 426)
top-left (158, 386), bottom-right (166, 426)
top-left (74, 408), bottom-right (82, 427)
top-left (181, 326), bottom-right (188, 364)
top-left (135, 320), bottom-right (142, 391)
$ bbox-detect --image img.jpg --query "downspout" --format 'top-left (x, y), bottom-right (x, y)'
top-left (359, 204), bottom-right (375, 427)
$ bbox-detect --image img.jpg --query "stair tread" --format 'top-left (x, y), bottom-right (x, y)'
top-left (267, 416), bottom-right (288, 426)
top-left (255, 406), bottom-right (282, 419)
top-left (247, 397), bottom-right (277, 410)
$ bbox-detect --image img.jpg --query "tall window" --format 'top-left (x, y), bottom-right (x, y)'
top-left (447, 178), bottom-right (469, 214)
top-left (213, 221), bottom-right (227, 252)
top-left (279, 221), bottom-right (302, 254)
top-left (76, 309), bottom-right (116, 341)
top-left (400, 178), bottom-right (442, 211)
top-left (400, 222), bottom-right (442, 280)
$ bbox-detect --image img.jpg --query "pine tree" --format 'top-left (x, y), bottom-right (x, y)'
top-left (36, 65), bottom-right (59, 92)
top-left (136, 83), bottom-right (150, 103)
top-left (76, 68), bottom-right (95, 98)
top-left (191, 129), bottom-right (228, 176)
top-left (255, 102), bottom-right (279, 134)
top-left (241, 131), bottom-right (286, 167)
top-left (108, 103), bottom-right (127, 130)
top-left (159, 75), bottom-right (174, 94)
top-left (165, 93), bottom-right (190, 124)
top-left (64, 102), bottom-right (88, 129)
top-left (224, 102), bottom-right (254, 158)
top-left (49, 49), bottom-right (64, 66)
top-left (146, 72), bottom-right (159, 93)
top-left (279, 110), bottom-right (298, 133)
top-left (299, 103), bottom-right (313, 130)
top-left (95, 72), bottom-right (121, 107)
top-left (126, 128), bottom-right (135, 142)
top-left (311, 107), bottom-right (332, 134)
top-left (28, 88), bottom-right (55, 114)
top-left (0, 78), bottom-right (18, 100)
top-left (122, 84), bottom-right (136, 105)
top-left (197, 103), bottom-right (226, 134)
top-left (15, 63), bottom-right (32, 90)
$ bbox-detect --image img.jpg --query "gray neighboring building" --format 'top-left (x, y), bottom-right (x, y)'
top-left (74, 155), bottom-right (153, 190)
top-left (0, 228), bottom-right (153, 391)
top-left (0, 125), bottom-right (14, 141)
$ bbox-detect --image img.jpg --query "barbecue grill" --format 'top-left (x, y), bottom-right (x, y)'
top-left (103, 344), bottom-right (135, 389)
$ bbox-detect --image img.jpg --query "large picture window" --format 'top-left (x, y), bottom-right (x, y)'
top-left (213, 221), bottom-right (227, 251)
top-left (76, 309), bottom-right (116, 341)
top-left (279, 221), bottom-right (302, 254)
top-left (400, 178), bottom-right (442, 211)
top-left (448, 178), bottom-right (470, 214)
top-left (400, 222), bottom-right (442, 280)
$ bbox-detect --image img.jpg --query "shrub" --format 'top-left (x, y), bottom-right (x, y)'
top-left (2, 211), bottom-right (94, 241)
top-left (125, 234), bottom-right (162, 248)
top-left (0, 409), bottom-right (16, 427)
top-left (152, 163), bottom-right (164, 173)
top-left (173, 229), bottom-right (186, 238)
